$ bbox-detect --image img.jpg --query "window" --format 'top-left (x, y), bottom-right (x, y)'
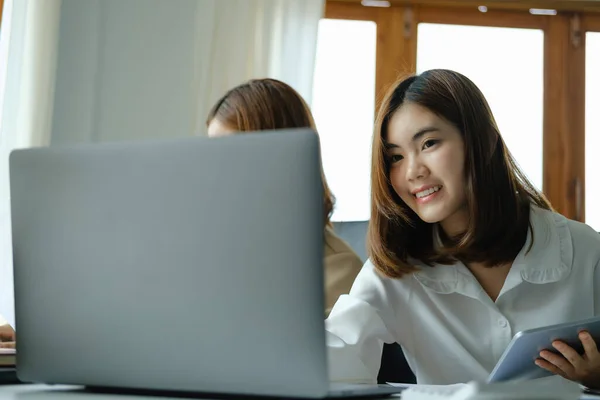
top-left (417, 23), bottom-right (545, 191)
top-left (585, 32), bottom-right (600, 230)
top-left (312, 19), bottom-right (377, 221)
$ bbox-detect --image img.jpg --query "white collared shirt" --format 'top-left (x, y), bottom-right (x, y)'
top-left (325, 207), bottom-right (600, 384)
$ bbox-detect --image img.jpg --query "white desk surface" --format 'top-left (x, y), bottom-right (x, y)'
top-left (2, 383), bottom-right (600, 400)
top-left (0, 384), bottom-right (206, 400)
top-left (0, 385), bottom-right (405, 400)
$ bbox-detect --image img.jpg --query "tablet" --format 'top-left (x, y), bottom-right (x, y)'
top-left (487, 315), bottom-right (600, 382)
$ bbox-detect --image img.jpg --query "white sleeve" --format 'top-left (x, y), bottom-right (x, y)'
top-left (325, 261), bottom-right (398, 384)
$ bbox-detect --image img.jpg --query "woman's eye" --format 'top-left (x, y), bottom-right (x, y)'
top-left (423, 139), bottom-right (439, 149)
top-left (390, 154), bottom-right (403, 163)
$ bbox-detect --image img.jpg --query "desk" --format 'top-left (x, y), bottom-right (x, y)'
top-left (0, 385), bottom-right (206, 400)
top-left (0, 385), bottom-right (404, 400)
top-left (1, 384), bottom-right (600, 400)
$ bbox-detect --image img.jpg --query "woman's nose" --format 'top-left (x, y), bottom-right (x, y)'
top-left (406, 156), bottom-right (428, 182)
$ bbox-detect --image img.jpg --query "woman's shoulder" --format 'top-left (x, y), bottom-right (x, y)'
top-left (534, 206), bottom-right (600, 255)
top-left (539, 207), bottom-right (598, 237)
top-left (564, 214), bottom-right (600, 254)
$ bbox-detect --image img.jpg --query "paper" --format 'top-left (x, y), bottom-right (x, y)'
top-left (387, 383), bottom-right (471, 400)
top-left (387, 383), bottom-right (467, 390)
top-left (0, 348), bottom-right (15, 355)
top-left (388, 379), bottom-right (582, 400)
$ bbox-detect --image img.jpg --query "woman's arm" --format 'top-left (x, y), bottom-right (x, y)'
top-left (325, 262), bottom-right (399, 384)
top-left (536, 227), bottom-right (600, 389)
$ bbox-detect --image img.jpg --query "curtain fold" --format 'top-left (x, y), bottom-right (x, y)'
top-left (193, 0), bottom-right (324, 134)
top-left (0, 0), bottom-right (62, 326)
top-left (0, 0), bottom-right (323, 326)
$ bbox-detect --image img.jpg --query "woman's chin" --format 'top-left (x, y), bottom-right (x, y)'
top-left (416, 213), bottom-right (444, 224)
top-left (413, 206), bottom-right (447, 224)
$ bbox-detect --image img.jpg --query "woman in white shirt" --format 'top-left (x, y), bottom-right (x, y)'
top-left (326, 69), bottom-right (600, 388)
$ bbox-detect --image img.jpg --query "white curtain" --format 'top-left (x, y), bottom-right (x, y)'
top-left (193, 0), bottom-right (324, 134)
top-left (0, 0), bottom-right (323, 326)
top-left (0, 0), bottom-right (62, 326)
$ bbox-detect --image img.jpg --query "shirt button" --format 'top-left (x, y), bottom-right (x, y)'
top-left (498, 318), bottom-right (508, 328)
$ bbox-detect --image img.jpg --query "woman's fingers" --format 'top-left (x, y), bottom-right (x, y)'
top-left (579, 331), bottom-right (599, 362)
top-left (551, 341), bottom-right (585, 370)
top-left (535, 357), bottom-right (567, 378)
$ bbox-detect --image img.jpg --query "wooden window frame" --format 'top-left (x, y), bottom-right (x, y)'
top-left (329, 0), bottom-right (600, 13)
top-left (324, 0), bottom-right (599, 220)
top-left (583, 13), bottom-right (600, 31)
top-left (0, 0), bottom-right (4, 30)
top-left (325, 2), bottom-right (412, 103)
top-left (416, 6), bottom-right (549, 29)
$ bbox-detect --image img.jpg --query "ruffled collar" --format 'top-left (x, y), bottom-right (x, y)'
top-left (412, 206), bottom-right (572, 294)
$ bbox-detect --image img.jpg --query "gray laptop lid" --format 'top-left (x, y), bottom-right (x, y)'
top-left (10, 129), bottom-right (328, 397)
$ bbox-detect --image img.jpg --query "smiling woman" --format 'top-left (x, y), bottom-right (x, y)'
top-left (325, 69), bottom-right (600, 387)
top-left (385, 103), bottom-right (467, 235)
top-left (368, 69), bottom-right (549, 277)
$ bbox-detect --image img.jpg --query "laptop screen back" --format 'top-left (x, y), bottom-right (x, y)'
top-left (10, 129), bottom-right (328, 397)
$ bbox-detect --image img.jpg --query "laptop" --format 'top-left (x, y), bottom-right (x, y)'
top-left (9, 129), bottom-right (402, 398)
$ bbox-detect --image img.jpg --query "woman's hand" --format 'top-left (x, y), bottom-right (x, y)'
top-left (535, 331), bottom-right (600, 389)
top-left (0, 324), bottom-right (15, 349)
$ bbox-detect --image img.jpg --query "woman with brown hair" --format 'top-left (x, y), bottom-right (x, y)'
top-left (325, 69), bottom-right (600, 387)
top-left (206, 78), bottom-right (363, 317)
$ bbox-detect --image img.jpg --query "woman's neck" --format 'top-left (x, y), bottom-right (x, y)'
top-left (439, 206), bottom-right (470, 238)
top-left (466, 261), bottom-right (513, 302)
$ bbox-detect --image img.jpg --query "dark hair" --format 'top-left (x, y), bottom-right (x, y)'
top-left (206, 78), bottom-right (335, 226)
top-left (368, 69), bottom-right (552, 278)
